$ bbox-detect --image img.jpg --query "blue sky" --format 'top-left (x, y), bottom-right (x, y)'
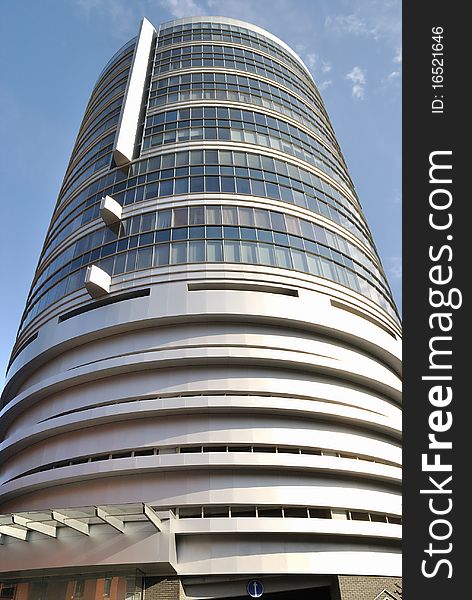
top-left (0, 0), bottom-right (401, 379)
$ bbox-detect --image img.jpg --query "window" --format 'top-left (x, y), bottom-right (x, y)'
top-left (103, 577), bottom-right (113, 597)
top-left (73, 580), bottom-right (85, 598)
top-left (231, 506), bottom-right (256, 517)
top-left (203, 506), bottom-right (230, 518)
top-left (179, 506), bottom-right (202, 518)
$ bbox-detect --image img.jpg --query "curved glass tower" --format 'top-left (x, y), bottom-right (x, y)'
top-left (0, 16), bottom-right (401, 600)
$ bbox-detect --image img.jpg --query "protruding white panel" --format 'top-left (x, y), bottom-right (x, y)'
top-left (100, 195), bottom-right (122, 226)
top-left (113, 18), bottom-right (156, 166)
top-left (84, 265), bottom-right (111, 298)
top-left (96, 506), bottom-right (125, 532)
top-left (51, 511), bottom-right (89, 535)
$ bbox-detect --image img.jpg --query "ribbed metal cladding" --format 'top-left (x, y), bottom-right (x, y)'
top-left (1, 16), bottom-right (401, 591)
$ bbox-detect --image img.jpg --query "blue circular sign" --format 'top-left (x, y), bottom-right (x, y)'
top-left (247, 580), bottom-right (264, 598)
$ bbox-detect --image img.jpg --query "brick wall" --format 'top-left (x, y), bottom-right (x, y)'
top-left (334, 576), bottom-right (402, 600)
top-left (143, 578), bottom-right (185, 600)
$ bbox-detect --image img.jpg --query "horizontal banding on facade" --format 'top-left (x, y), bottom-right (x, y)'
top-left (1, 15), bottom-right (401, 592)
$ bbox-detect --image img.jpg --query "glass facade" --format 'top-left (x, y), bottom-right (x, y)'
top-left (13, 14), bottom-right (398, 374)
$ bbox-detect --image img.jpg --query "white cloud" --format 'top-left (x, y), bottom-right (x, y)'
top-left (325, 3), bottom-right (401, 46)
top-left (326, 13), bottom-right (369, 36)
top-left (318, 80), bottom-right (333, 92)
top-left (393, 47), bottom-right (402, 63)
top-left (304, 53), bottom-right (318, 69)
top-left (345, 66), bottom-right (367, 99)
top-left (159, 0), bottom-right (204, 18)
top-left (321, 61), bottom-right (332, 73)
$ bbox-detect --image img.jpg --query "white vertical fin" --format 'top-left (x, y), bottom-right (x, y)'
top-left (113, 18), bottom-right (156, 166)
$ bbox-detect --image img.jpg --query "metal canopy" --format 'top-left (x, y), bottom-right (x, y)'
top-left (0, 503), bottom-right (163, 543)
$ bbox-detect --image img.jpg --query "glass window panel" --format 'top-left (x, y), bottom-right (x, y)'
top-left (205, 176), bottom-right (220, 192)
top-left (304, 240), bottom-right (318, 254)
top-left (190, 177), bottom-right (204, 193)
top-left (224, 240), bottom-right (241, 262)
top-left (173, 207), bottom-right (189, 226)
top-left (239, 207), bottom-right (255, 227)
top-left (270, 211), bottom-right (286, 231)
top-left (141, 212), bottom-right (156, 232)
top-left (275, 246), bottom-right (292, 268)
top-left (139, 232), bottom-right (154, 246)
top-left (175, 177), bottom-right (189, 194)
top-left (280, 186), bottom-right (294, 203)
top-left (99, 256), bottom-right (114, 274)
top-left (135, 185), bottom-right (145, 202)
top-left (171, 241), bottom-right (187, 264)
top-left (190, 127), bottom-right (203, 139)
top-left (220, 150), bottom-right (233, 165)
top-left (125, 249), bottom-right (137, 272)
top-left (313, 224), bottom-right (328, 245)
top-left (207, 240), bottom-right (223, 261)
top-left (190, 150), bottom-right (204, 164)
top-left (240, 227), bottom-right (257, 241)
top-left (206, 165), bottom-right (219, 175)
top-left (161, 153), bottom-right (175, 168)
top-left (176, 151), bottom-right (189, 166)
top-left (223, 226), bottom-right (240, 239)
top-left (206, 225), bottom-right (222, 238)
top-left (320, 257), bottom-right (335, 279)
top-left (205, 127), bottom-right (218, 139)
top-left (244, 130), bottom-right (257, 144)
top-left (257, 229), bottom-right (273, 243)
top-left (154, 243), bottom-right (170, 266)
top-left (156, 229), bottom-right (171, 242)
top-left (218, 127), bottom-right (231, 140)
top-left (160, 179), bottom-right (174, 196)
top-left (221, 176), bottom-right (236, 193)
top-left (306, 254), bottom-right (322, 276)
top-left (292, 249), bottom-right (308, 271)
top-left (247, 154), bottom-right (261, 169)
top-left (240, 241), bottom-right (258, 263)
top-left (189, 226), bottom-right (205, 238)
top-left (265, 182), bottom-right (280, 199)
top-left (254, 209), bottom-right (271, 229)
top-left (188, 240), bottom-right (205, 262)
top-left (258, 243), bottom-right (276, 266)
top-left (300, 220), bottom-right (314, 239)
top-left (157, 210), bottom-right (172, 228)
top-left (230, 129), bottom-right (244, 142)
top-left (130, 215), bottom-right (141, 234)
top-left (172, 227), bottom-right (188, 241)
top-left (250, 179), bottom-right (266, 196)
top-left (136, 246), bottom-right (153, 269)
top-left (205, 150), bottom-right (219, 163)
top-left (285, 215), bottom-right (301, 235)
top-left (189, 206), bottom-right (205, 224)
top-left (222, 206), bottom-right (238, 224)
top-left (117, 237), bottom-right (129, 252)
top-left (206, 206), bottom-right (222, 224)
top-left (113, 252), bottom-right (126, 274)
top-left (236, 178), bottom-right (251, 194)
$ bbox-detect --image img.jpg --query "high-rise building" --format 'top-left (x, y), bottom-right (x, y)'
top-left (0, 16), bottom-right (401, 600)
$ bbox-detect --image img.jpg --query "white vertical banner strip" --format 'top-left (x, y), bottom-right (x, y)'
top-left (113, 18), bottom-right (156, 166)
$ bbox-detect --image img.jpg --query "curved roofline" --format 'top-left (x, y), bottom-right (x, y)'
top-left (156, 15), bottom-right (315, 83)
